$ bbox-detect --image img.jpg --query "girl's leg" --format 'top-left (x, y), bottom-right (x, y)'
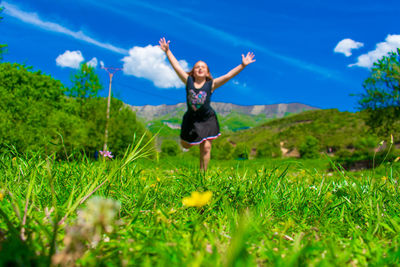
top-left (181, 140), bottom-right (192, 149)
top-left (199, 140), bottom-right (212, 171)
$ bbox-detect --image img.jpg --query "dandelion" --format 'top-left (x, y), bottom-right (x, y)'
top-left (78, 196), bottom-right (121, 234)
top-left (182, 191), bottom-right (212, 207)
top-left (52, 196), bottom-right (120, 265)
top-left (0, 191), bottom-right (4, 201)
top-left (99, 150), bottom-right (114, 159)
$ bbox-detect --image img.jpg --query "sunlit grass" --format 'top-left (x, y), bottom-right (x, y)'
top-left (1, 150), bottom-right (400, 266)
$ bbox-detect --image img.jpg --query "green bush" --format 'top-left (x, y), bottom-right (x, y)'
top-left (0, 62), bottom-right (152, 158)
top-left (233, 143), bottom-right (250, 159)
top-left (354, 136), bottom-right (379, 151)
top-left (212, 140), bottom-right (235, 160)
top-left (161, 139), bottom-right (180, 157)
top-left (299, 136), bottom-right (320, 159)
top-left (256, 142), bottom-right (282, 158)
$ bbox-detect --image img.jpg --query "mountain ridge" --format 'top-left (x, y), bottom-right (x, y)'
top-left (130, 102), bottom-right (319, 121)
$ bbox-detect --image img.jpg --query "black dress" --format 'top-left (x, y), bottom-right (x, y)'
top-left (180, 76), bottom-right (221, 145)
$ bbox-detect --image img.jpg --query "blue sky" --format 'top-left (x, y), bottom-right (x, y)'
top-left (1, 0), bottom-right (400, 111)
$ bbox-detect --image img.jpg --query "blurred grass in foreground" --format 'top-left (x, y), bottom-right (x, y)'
top-left (1, 151), bottom-right (400, 266)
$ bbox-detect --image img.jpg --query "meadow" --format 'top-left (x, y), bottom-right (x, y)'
top-left (1, 144), bottom-right (400, 266)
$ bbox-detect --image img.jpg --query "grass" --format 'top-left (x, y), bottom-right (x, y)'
top-left (1, 149), bottom-right (400, 266)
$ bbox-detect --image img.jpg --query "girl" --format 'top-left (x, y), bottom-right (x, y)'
top-left (159, 37), bottom-right (256, 171)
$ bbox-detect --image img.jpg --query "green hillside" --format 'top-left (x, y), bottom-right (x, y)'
top-left (144, 110), bottom-right (279, 137)
top-left (212, 109), bottom-right (385, 159)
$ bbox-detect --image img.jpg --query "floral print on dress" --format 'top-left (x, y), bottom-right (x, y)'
top-left (188, 89), bottom-right (207, 111)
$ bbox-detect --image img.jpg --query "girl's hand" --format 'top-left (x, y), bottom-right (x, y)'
top-left (159, 37), bottom-right (170, 53)
top-left (242, 52), bottom-right (256, 66)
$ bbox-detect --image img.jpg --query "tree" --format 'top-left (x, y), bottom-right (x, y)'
top-left (358, 48), bottom-right (400, 137)
top-left (299, 136), bottom-right (320, 159)
top-left (0, 63), bottom-right (67, 153)
top-left (69, 63), bottom-right (102, 99)
top-left (0, 62), bottom-right (153, 158)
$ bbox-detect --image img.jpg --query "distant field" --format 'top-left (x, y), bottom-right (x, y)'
top-left (1, 150), bottom-right (400, 266)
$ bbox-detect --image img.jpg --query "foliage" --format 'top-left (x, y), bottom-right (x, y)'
top-left (256, 140), bottom-right (282, 158)
top-left (161, 139), bottom-right (180, 157)
top-left (0, 62), bottom-right (152, 158)
top-left (211, 139), bottom-right (235, 160)
top-left (299, 135), bottom-right (320, 159)
top-left (233, 143), bottom-right (250, 159)
top-left (68, 63), bottom-right (102, 99)
top-left (1, 153), bottom-right (400, 265)
top-left (0, 63), bottom-right (66, 153)
top-left (358, 48), bottom-right (400, 137)
top-left (334, 136), bottom-right (399, 170)
top-left (212, 109), bottom-right (372, 160)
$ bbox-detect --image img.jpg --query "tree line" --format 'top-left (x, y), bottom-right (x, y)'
top-left (0, 62), bottom-right (152, 159)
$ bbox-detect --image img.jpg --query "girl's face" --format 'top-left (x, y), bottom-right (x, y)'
top-left (193, 61), bottom-right (209, 79)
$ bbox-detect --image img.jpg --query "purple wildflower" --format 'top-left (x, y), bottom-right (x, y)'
top-left (99, 150), bottom-right (114, 159)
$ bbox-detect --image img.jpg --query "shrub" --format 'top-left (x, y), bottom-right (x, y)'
top-left (161, 139), bottom-right (180, 157)
top-left (256, 142), bottom-right (282, 158)
top-left (299, 136), bottom-right (320, 159)
top-left (233, 143), bottom-right (250, 160)
top-left (212, 140), bottom-right (235, 160)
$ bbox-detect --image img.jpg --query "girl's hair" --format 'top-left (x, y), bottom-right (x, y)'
top-left (187, 61), bottom-right (213, 81)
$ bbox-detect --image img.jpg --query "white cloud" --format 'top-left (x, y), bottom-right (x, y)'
top-left (87, 57), bottom-right (98, 68)
top-left (232, 79), bottom-right (247, 87)
top-left (2, 1), bottom-right (128, 54)
top-left (56, 50), bottom-right (84, 69)
top-left (100, 61), bottom-right (105, 68)
top-left (334, 38), bottom-right (364, 57)
top-left (231, 79), bottom-right (249, 92)
top-left (122, 45), bottom-right (189, 88)
top-left (349, 34), bottom-right (400, 68)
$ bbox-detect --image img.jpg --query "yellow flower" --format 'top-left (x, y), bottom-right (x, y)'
top-left (157, 177), bottom-right (161, 182)
top-left (182, 191), bottom-right (212, 207)
top-left (0, 192), bottom-right (4, 201)
top-left (324, 192), bottom-right (332, 201)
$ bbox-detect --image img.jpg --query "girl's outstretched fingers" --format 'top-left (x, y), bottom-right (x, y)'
top-left (242, 52), bottom-right (256, 66)
top-left (159, 37), bottom-right (170, 52)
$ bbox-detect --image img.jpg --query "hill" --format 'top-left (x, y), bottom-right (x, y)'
top-left (130, 102), bottom-right (318, 135)
top-left (211, 109), bottom-right (378, 159)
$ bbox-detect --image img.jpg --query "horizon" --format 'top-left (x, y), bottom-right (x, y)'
top-left (1, 0), bottom-right (400, 112)
top-left (130, 101), bottom-right (319, 109)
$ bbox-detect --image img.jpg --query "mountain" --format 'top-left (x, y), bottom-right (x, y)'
top-left (130, 102), bottom-right (318, 135)
top-left (130, 102), bottom-right (318, 121)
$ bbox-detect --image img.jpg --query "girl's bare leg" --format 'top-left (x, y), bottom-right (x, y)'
top-left (181, 140), bottom-right (192, 149)
top-left (200, 140), bottom-right (212, 171)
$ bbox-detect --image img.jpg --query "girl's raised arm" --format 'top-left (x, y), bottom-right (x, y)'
top-left (159, 37), bottom-right (189, 84)
top-left (212, 52), bottom-right (256, 92)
